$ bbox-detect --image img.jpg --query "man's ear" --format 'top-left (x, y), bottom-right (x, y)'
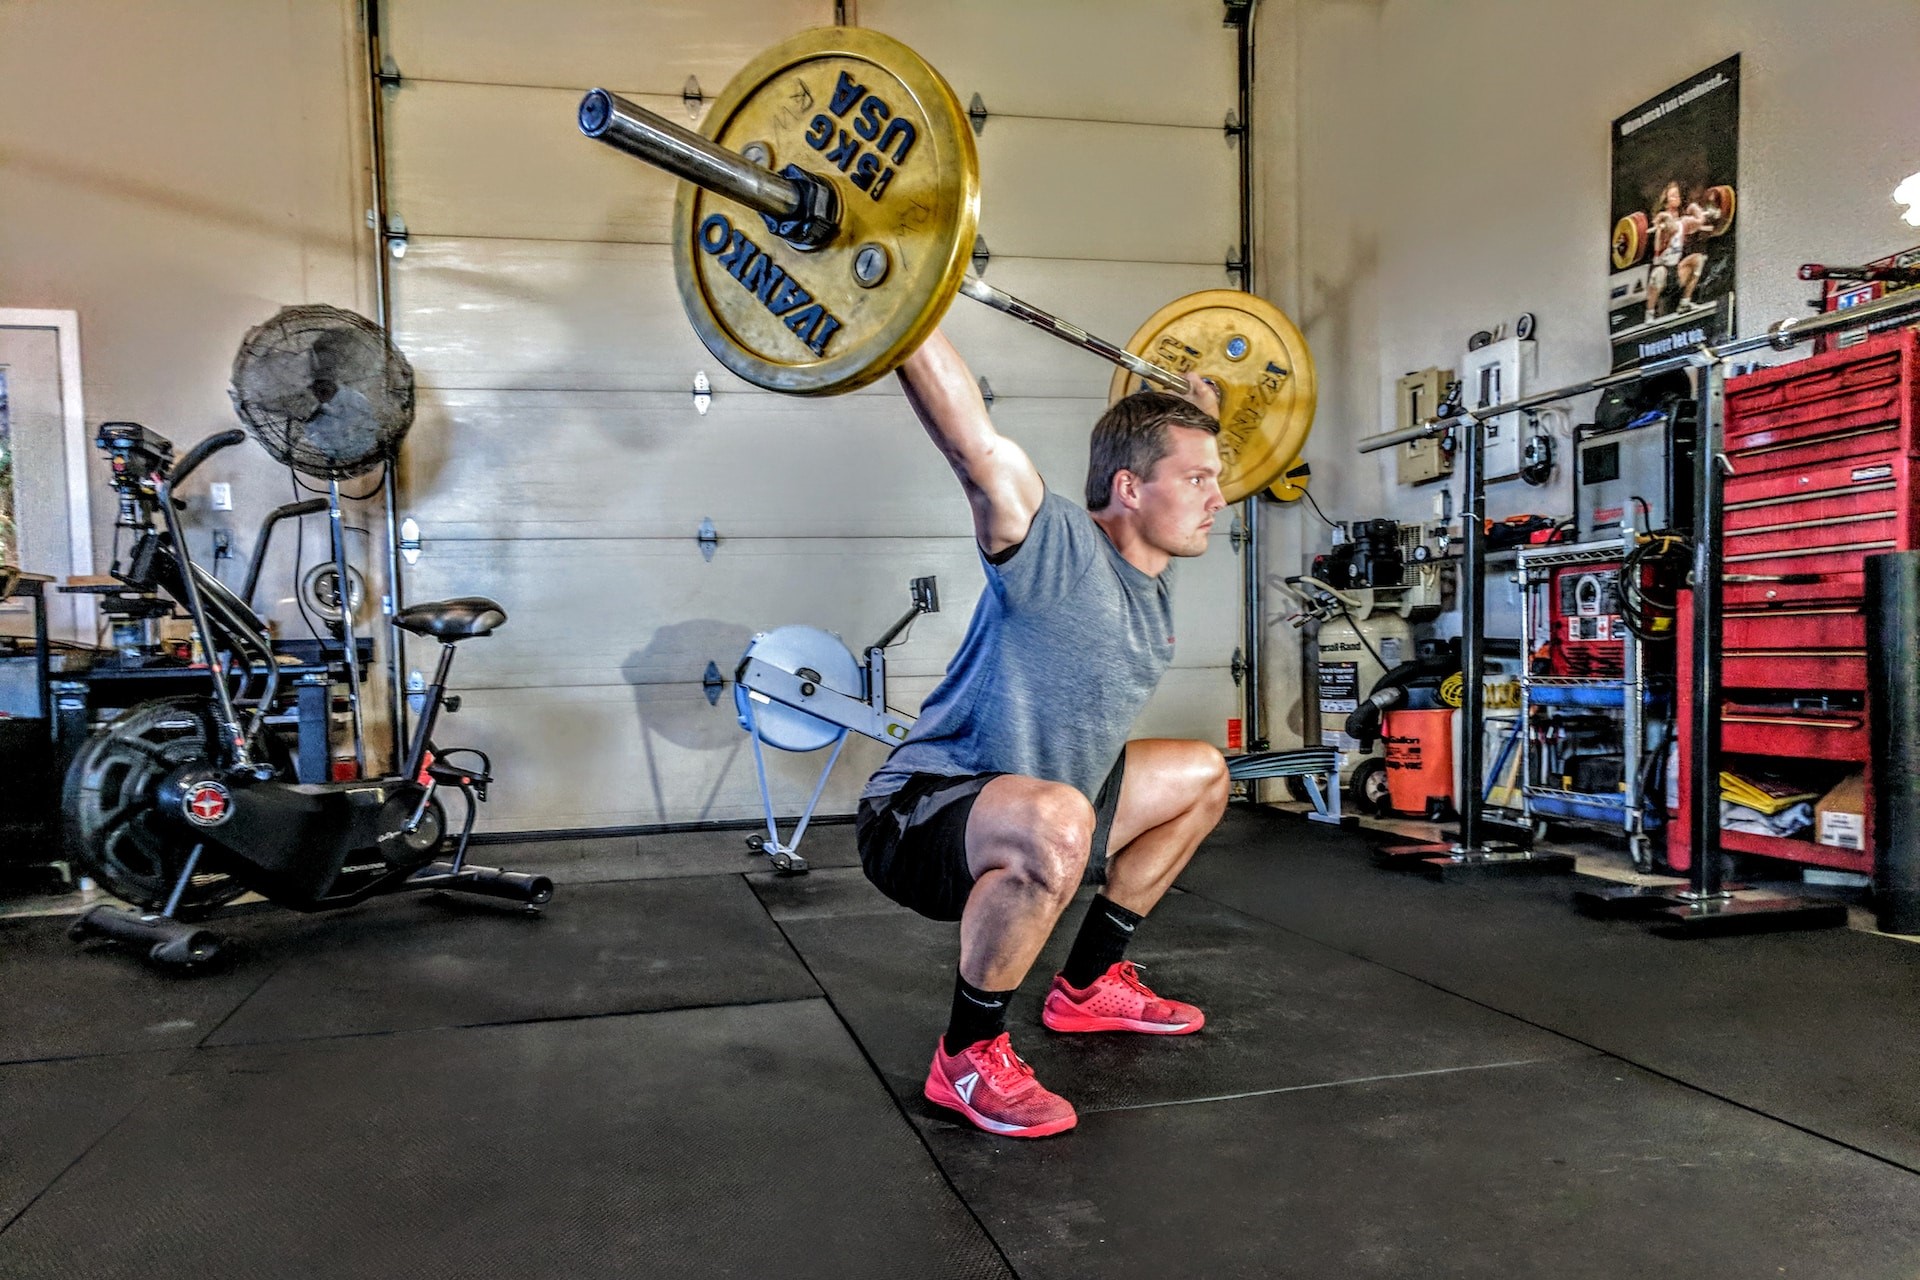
top-left (1112, 468), bottom-right (1142, 510)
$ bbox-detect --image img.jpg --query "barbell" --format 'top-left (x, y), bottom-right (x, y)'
top-left (576, 26), bottom-right (1316, 503)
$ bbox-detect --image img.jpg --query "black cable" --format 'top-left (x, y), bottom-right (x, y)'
top-left (290, 458), bottom-right (388, 502)
top-left (1301, 487), bottom-right (1340, 529)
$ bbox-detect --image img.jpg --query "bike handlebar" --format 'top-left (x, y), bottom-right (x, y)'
top-left (169, 429), bottom-right (247, 488)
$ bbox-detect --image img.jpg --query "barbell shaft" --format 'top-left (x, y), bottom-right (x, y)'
top-left (580, 89), bottom-right (805, 223)
top-left (957, 276), bottom-right (1189, 393)
top-left (579, 88), bottom-right (1190, 396)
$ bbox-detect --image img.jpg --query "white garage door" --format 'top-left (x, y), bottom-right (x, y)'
top-left (380, 0), bottom-right (1244, 832)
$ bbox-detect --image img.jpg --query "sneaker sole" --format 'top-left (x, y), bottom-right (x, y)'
top-left (1041, 1000), bottom-right (1205, 1035)
top-left (923, 1068), bottom-right (1078, 1138)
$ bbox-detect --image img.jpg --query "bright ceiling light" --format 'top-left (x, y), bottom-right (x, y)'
top-left (1896, 171), bottom-right (1920, 227)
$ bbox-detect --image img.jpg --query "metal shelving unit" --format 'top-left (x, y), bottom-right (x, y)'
top-left (1516, 533), bottom-right (1668, 869)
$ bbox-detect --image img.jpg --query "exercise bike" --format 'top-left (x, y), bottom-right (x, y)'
top-left (64, 423), bottom-right (553, 969)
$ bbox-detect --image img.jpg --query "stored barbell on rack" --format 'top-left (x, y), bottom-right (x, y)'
top-left (575, 26), bottom-right (1316, 503)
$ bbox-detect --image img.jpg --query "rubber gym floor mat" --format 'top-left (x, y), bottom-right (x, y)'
top-left (918, 1051), bottom-right (1920, 1280)
top-left (1180, 805), bottom-right (1920, 1171)
top-left (754, 867), bottom-right (1583, 1117)
top-left (0, 910), bottom-right (289, 1063)
top-left (0, 1001), bottom-right (1012, 1280)
top-left (203, 874), bottom-right (819, 1047)
top-left (482, 822), bottom-right (859, 886)
top-left (0, 1050), bottom-right (189, 1229)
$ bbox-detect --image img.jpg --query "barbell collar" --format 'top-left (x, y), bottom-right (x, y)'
top-left (957, 276), bottom-right (1188, 394)
top-left (581, 88), bottom-right (844, 247)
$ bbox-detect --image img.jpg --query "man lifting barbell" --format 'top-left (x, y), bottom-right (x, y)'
top-left (575, 26), bottom-right (1321, 1137)
top-left (854, 332), bottom-right (1229, 1138)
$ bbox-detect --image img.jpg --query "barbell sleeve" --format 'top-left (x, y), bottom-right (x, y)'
top-left (957, 276), bottom-right (1189, 394)
top-left (578, 88), bottom-right (804, 223)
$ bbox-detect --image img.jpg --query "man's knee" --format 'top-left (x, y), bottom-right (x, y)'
top-left (983, 780), bottom-right (1095, 897)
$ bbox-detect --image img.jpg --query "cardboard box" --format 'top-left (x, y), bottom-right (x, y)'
top-left (1816, 772), bottom-right (1867, 851)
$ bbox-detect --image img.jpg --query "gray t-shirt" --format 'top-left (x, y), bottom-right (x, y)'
top-left (863, 489), bottom-right (1175, 802)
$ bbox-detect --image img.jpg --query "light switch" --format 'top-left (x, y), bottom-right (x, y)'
top-left (209, 482), bottom-right (233, 511)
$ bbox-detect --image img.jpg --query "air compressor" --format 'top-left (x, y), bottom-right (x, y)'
top-left (1283, 575), bottom-right (1418, 810)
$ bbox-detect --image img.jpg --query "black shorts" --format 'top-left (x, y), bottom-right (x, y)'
top-left (855, 753), bottom-right (1127, 922)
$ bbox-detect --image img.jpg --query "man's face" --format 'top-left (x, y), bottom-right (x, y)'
top-left (1133, 426), bottom-right (1226, 557)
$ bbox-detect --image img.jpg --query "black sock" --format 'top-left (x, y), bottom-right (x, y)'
top-left (944, 971), bottom-right (1016, 1055)
top-left (1060, 894), bottom-right (1143, 989)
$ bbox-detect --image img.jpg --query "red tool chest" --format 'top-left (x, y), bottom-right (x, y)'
top-left (1668, 327), bottom-right (1920, 874)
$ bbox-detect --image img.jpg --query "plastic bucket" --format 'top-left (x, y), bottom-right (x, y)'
top-left (1383, 708), bottom-right (1455, 816)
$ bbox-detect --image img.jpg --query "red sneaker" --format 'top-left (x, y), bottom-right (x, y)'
top-left (923, 1032), bottom-right (1077, 1137)
top-left (1042, 961), bottom-right (1205, 1035)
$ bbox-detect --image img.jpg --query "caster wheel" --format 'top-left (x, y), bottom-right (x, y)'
top-left (1349, 758), bottom-right (1391, 817)
top-left (745, 834), bottom-right (766, 854)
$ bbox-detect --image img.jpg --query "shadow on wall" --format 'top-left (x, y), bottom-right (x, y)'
top-left (622, 618), bottom-right (755, 823)
top-left (1, 144), bottom-right (362, 254)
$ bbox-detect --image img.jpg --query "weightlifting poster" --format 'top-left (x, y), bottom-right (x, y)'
top-left (1607, 55), bottom-right (1740, 371)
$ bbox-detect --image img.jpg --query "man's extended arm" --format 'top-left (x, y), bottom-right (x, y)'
top-left (898, 330), bottom-right (1046, 558)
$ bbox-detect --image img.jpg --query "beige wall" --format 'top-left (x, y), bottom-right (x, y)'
top-left (1, 0), bottom-right (375, 653)
top-left (1267, 0), bottom-right (1920, 540)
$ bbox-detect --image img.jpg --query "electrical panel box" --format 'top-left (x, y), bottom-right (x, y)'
top-left (1394, 367), bottom-right (1454, 486)
top-left (1461, 336), bottom-right (1536, 482)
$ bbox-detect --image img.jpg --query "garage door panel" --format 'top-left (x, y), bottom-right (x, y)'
top-left (407, 536), bottom-right (985, 690)
top-left (392, 237), bottom-right (1229, 398)
top-left (407, 528), bottom-right (1240, 691)
top-left (389, 238), bottom-right (738, 393)
top-left (387, 81), bottom-right (703, 243)
top-left (387, 0), bottom-right (829, 95)
top-left (977, 117), bottom-right (1235, 264)
top-left (1136, 664), bottom-right (1239, 746)
top-left (450, 678), bottom-right (916, 833)
top-left (404, 388), bottom-right (957, 539)
top-left (404, 389), bottom-right (1129, 541)
top-left (863, 0), bottom-right (1236, 129)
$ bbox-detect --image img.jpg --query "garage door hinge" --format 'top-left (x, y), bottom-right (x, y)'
top-left (696, 516), bottom-right (719, 561)
top-left (968, 92), bottom-right (989, 136)
top-left (1224, 109), bottom-right (1244, 145)
top-left (692, 369), bottom-right (712, 416)
top-left (1229, 513), bottom-right (1246, 553)
top-left (1225, 249), bottom-right (1246, 284)
top-left (399, 516), bottom-right (421, 566)
top-left (971, 235), bottom-right (990, 276)
top-left (1231, 647), bottom-right (1246, 686)
top-left (683, 76), bottom-right (703, 120)
top-left (702, 661), bottom-right (725, 705)
top-left (378, 56), bottom-right (402, 90)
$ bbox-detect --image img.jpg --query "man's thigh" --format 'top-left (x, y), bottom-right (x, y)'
top-left (1106, 739), bottom-right (1228, 852)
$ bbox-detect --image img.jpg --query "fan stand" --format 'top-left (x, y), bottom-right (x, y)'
top-left (327, 478), bottom-right (368, 773)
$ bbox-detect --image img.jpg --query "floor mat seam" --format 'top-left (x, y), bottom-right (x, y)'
top-left (1178, 875), bottom-right (1920, 1180)
top-left (742, 871), bottom-right (1021, 1280)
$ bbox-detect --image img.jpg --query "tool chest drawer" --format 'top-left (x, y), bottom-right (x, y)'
top-left (1720, 649), bottom-right (1866, 692)
top-left (1723, 328), bottom-right (1918, 466)
top-left (1724, 572), bottom-right (1864, 610)
top-left (1724, 454), bottom-right (1908, 529)
top-left (1721, 609), bottom-right (1865, 651)
top-left (1720, 707), bottom-right (1869, 762)
top-left (1722, 536), bottom-right (1902, 579)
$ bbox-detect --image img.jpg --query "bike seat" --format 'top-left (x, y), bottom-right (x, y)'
top-left (395, 597), bottom-right (506, 641)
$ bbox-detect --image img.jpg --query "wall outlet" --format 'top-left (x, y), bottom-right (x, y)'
top-left (209, 482), bottom-right (233, 511)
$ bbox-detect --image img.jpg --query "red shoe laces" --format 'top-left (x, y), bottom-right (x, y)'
top-left (975, 1033), bottom-right (1035, 1090)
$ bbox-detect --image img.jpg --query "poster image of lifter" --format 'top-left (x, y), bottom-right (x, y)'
top-left (1606, 55), bottom-right (1740, 371)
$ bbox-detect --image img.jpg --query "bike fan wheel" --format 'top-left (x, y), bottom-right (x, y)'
top-left (62, 697), bottom-right (245, 914)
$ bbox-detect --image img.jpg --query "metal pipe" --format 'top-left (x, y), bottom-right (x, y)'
top-left (1234, 9), bottom-right (1264, 754)
top-left (1360, 286), bottom-right (1920, 456)
top-left (363, 0), bottom-right (408, 766)
top-left (1456, 414), bottom-right (1486, 852)
top-left (579, 89), bottom-right (804, 221)
top-left (1684, 363), bottom-right (1728, 899)
top-left (957, 276), bottom-right (1188, 392)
